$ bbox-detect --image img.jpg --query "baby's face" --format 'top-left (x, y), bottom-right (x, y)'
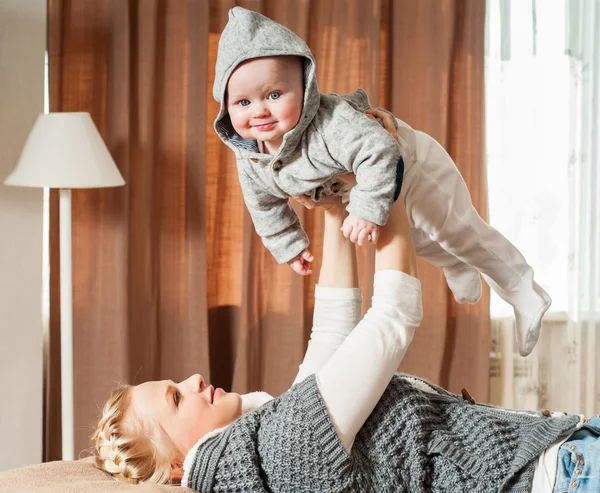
top-left (226, 56), bottom-right (304, 152)
top-left (129, 373), bottom-right (242, 457)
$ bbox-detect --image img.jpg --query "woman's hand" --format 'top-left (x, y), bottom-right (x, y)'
top-left (365, 108), bottom-right (400, 143)
top-left (291, 193), bottom-right (348, 225)
top-left (364, 109), bottom-right (417, 275)
top-left (290, 193), bottom-right (344, 211)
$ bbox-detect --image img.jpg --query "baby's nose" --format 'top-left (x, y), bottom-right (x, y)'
top-left (252, 105), bottom-right (269, 117)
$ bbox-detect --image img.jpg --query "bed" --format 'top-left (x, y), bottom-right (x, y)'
top-left (0, 457), bottom-right (192, 492)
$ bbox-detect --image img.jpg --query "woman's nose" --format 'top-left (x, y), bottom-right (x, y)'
top-left (185, 373), bottom-right (205, 392)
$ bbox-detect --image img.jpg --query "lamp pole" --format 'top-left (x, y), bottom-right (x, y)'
top-left (59, 188), bottom-right (74, 460)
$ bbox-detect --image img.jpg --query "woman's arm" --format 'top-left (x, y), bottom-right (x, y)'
top-left (316, 109), bottom-right (422, 452)
top-left (319, 201), bottom-right (359, 289)
top-left (292, 199), bottom-right (362, 387)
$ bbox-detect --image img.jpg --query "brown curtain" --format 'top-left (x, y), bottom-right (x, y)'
top-left (46, 0), bottom-right (488, 460)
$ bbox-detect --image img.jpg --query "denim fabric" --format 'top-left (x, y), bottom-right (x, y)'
top-left (554, 416), bottom-right (600, 492)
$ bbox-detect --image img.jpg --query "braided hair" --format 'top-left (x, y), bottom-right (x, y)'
top-left (91, 385), bottom-right (181, 484)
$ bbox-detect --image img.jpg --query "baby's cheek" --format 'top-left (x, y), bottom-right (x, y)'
top-left (229, 112), bottom-right (243, 130)
top-left (230, 113), bottom-right (251, 136)
top-left (280, 105), bottom-right (302, 127)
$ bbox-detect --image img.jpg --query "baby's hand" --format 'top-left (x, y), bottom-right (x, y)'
top-left (287, 249), bottom-right (314, 276)
top-left (341, 214), bottom-right (379, 245)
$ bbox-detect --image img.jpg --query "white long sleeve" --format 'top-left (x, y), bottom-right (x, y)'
top-left (292, 271), bottom-right (566, 483)
top-left (292, 286), bottom-right (363, 387)
top-left (315, 270), bottom-right (422, 452)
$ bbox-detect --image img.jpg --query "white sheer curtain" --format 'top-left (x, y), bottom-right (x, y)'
top-left (487, 0), bottom-right (600, 415)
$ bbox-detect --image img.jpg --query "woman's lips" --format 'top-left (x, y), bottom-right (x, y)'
top-left (253, 122), bottom-right (276, 131)
top-left (214, 387), bottom-right (225, 401)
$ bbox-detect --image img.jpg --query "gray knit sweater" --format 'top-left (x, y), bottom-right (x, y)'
top-left (184, 374), bottom-right (580, 493)
top-left (214, 7), bottom-right (404, 264)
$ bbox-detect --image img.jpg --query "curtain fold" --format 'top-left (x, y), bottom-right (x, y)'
top-left (47, 0), bottom-right (487, 459)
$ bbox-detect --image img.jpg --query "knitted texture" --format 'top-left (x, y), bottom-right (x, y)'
top-left (186, 374), bottom-right (580, 493)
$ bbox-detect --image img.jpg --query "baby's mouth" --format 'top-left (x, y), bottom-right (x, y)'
top-left (253, 122), bottom-right (276, 130)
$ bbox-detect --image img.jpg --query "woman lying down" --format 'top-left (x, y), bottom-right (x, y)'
top-left (93, 110), bottom-right (593, 493)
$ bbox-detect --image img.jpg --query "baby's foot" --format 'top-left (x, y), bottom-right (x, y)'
top-left (514, 282), bottom-right (552, 357)
top-left (443, 264), bottom-right (482, 304)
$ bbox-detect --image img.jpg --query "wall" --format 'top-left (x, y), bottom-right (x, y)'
top-left (0, 0), bottom-right (46, 470)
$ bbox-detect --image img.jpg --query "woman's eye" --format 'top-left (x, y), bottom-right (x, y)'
top-left (173, 390), bottom-right (181, 407)
top-left (268, 92), bottom-right (281, 100)
top-left (238, 99), bottom-right (250, 107)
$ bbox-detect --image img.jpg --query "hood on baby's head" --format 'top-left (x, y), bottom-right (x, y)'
top-left (213, 7), bottom-right (320, 156)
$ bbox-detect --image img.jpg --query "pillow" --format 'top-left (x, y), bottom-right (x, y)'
top-left (0, 457), bottom-right (190, 492)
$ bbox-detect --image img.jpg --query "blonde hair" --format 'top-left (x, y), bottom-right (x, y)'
top-left (91, 385), bottom-right (182, 484)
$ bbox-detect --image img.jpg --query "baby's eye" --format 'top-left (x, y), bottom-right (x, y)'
top-left (238, 99), bottom-right (250, 107)
top-left (268, 92), bottom-right (281, 100)
top-left (173, 390), bottom-right (181, 407)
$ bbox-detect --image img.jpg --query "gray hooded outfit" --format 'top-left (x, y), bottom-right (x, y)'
top-left (214, 7), bottom-right (551, 357)
top-left (213, 7), bottom-right (403, 265)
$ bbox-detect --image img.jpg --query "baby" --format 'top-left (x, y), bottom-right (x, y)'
top-left (214, 7), bottom-right (551, 356)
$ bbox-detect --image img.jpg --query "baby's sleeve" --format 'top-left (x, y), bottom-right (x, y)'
top-left (321, 97), bottom-right (403, 226)
top-left (238, 164), bottom-right (309, 264)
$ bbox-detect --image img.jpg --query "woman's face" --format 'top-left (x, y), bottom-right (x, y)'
top-left (130, 374), bottom-right (242, 457)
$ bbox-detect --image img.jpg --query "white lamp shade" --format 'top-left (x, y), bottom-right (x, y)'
top-left (3, 112), bottom-right (125, 189)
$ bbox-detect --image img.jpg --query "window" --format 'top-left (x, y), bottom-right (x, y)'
top-left (486, 0), bottom-right (570, 318)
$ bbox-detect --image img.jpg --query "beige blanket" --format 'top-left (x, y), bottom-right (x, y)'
top-left (0, 457), bottom-right (192, 492)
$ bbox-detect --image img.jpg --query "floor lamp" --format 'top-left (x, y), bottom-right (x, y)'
top-left (3, 112), bottom-right (125, 460)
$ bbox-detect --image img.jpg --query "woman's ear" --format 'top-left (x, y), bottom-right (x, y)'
top-left (170, 459), bottom-right (184, 482)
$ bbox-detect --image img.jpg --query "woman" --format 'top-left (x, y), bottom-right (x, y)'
top-left (92, 110), bottom-right (588, 493)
